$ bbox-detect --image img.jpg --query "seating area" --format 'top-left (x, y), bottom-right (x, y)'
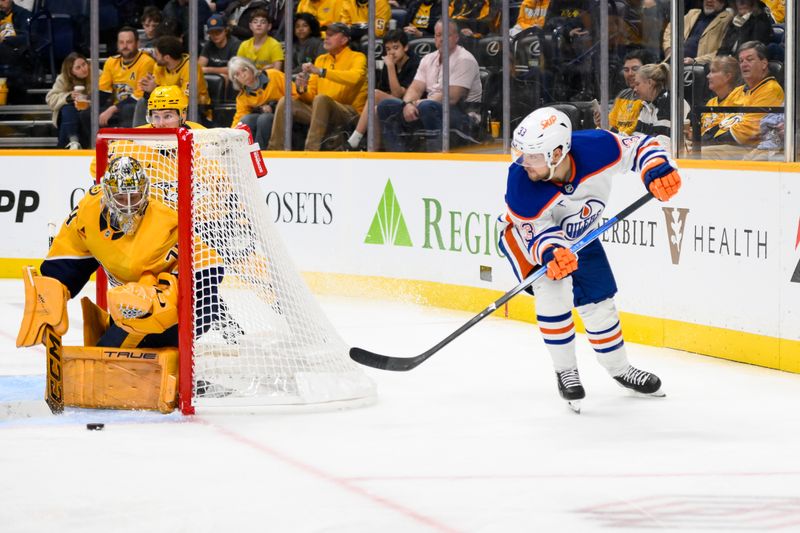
top-left (0, 1), bottom-right (789, 152)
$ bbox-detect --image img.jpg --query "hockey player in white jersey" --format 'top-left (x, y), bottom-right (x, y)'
top-left (498, 107), bottom-right (681, 413)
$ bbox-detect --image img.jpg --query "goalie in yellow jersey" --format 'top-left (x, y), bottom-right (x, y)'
top-left (38, 155), bottom-right (230, 349)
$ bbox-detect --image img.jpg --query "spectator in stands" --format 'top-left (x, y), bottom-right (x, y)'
top-left (229, 56), bottom-right (297, 149)
top-left (225, 0), bottom-right (263, 39)
top-left (509, 0), bottom-right (547, 38)
top-left (700, 55), bottom-right (742, 141)
top-left (0, 0), bottom-right (31, 103)
top-left (134, 35), bottom-right (212, 126)
top-left (296, 0), bottom-right (345, 31)
top-left (140, 6), bottom-right (162, 50)
top-left (225, 0), bottom-right (258, 28)
top-left (46, 52), bottom-right (92, 149)
top-left (267, 23), bottom-right (367, 151)
top-left (704, 41), bottom-right (783, 147)
top-left (449, 0), bottom-right (494, 38)
top-left (236, 9), bottom-right (284, 71)
top-left (614, 0), bottom-right (670, 61)
top-left (403, 0), bottom-right (442, 39)
top-left (162, 0), bottom-right (212, 41)
top-left (292, 13), bottom-right (325, 76)
top-left (663, 0), bottom-right (732, 65)
top-left (631, 62), bottom-right (673, 148)
top-left (341, 0), bottom-right (393, 39)
top-left (762, 0), bottom-right (784, 23)
top-left (716, 0), bottom-right (773, 58)
top-left (640, 0), bottom-right (671, 59)
top-left (594, 49), bottom-right (653, 135)
top-left (346, 29), bottom-right (420, 150)
top-left (200, 13), bottom-right (242, 78)
top-left (378, 19), bottom-right (481, 152)
top-left (99, 27), bottom-right (156, 128)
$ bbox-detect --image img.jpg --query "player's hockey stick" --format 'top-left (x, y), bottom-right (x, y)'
top-left (350, 191), bottom-right (655, 371)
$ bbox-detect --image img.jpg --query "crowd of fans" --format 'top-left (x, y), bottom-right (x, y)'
top-left (0, 0), bottom-right (789, 156)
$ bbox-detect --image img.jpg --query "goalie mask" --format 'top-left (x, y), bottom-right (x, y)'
top-left (102, 156), bottom-right (150, 234)
top-left (511, 107), bottom-right (572, 180)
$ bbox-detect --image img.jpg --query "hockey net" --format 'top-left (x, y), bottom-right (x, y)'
top-left (95, 128), bottom-right (376, 414)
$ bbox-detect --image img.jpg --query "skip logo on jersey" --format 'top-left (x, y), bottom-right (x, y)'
top-left (561, 200), bottom-right (604, 240)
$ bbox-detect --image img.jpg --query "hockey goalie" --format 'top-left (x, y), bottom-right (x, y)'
top-left (18, 125), bottom-right (375, 414)
top-left (17, 156), bottom-right (190, 413)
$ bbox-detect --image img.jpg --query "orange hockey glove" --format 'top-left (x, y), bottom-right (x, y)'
top-left (643, 159), bottom-right (681, 202)
top-left (543, 246), bottom-right (578, 281)
top-left (649, 170), bottom-right (681, 201)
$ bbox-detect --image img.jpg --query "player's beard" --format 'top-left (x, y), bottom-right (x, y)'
top-left (525, 166), bottom-right (551, 182)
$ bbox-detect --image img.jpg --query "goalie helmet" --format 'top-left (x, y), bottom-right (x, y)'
top-left (511, 107), bottom-right (572, 179)
top-left (147, 85), bottom-right (188, 124)
top-left (102, 156), bottom-right (150, 234)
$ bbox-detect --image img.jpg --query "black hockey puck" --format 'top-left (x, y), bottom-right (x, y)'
top-left (86, 423), bottom-right (105, 431)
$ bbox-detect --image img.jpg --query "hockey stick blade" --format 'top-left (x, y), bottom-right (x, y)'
top-left (349, 192), bottom-right (654, 371)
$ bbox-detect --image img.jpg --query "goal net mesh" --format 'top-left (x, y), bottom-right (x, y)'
top-left (100, 128), bottom-right (376, 408)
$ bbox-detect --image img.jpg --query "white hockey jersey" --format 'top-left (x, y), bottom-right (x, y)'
top-left (499, 129), bottom-right (674, 280)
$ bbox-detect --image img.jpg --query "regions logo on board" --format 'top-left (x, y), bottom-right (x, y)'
top-left (364, 179), bottom-right (413, 246)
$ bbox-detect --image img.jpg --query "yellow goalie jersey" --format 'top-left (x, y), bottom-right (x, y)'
top-left (41, 184), bottom-right (180, 298)
top-left (42, 183), bottom-right (223, 299)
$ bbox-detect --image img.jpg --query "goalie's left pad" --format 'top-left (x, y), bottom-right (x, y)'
top-left (17, 266), bottom-right (70, 347)
top-left (107, 272), bottom-right (178, 335)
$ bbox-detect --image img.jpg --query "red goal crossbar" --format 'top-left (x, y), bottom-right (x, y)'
top-left (95, 128), bottom-right (197, 414)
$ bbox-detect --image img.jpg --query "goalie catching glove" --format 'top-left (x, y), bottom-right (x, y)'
top-left (642, 158), bottom-right (681, 202)
top-left (108, 272), bottom-right (178, 335)
top-left (542, 246), bottom-right (578, 281)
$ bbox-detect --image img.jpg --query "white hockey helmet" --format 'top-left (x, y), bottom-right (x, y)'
top-left (511, 107), bottom-right (572, 177)
top-left (101, 156), bottom-right (150, 234)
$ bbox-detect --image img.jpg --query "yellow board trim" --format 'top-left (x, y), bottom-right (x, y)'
top-left (4, 259), bottom-right (796, 373)
top-left (5, 149), bottom-right (800, 171)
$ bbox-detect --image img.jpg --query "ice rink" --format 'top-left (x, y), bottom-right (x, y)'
top-left (2, 278), bottom-right (800, 532)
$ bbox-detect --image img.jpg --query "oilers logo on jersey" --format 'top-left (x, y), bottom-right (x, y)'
top-left (562, 199), bottom-right (605, 240)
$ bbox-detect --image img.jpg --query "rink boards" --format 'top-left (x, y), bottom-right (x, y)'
top-left (0, 150), bottom-right (798, 373)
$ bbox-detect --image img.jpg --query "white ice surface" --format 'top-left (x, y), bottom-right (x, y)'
top-left (1, 279), bottom-right (799, 532)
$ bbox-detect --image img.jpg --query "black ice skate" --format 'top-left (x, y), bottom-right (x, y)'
top-left (556, 369), bottom-right (586, 413)
top-left (614, 366), bottom-right (665, 397)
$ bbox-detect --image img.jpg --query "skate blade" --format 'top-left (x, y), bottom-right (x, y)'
top-left (618, 384), bottom-right (666, 398)
top-left (566, 400), bottom-right (581, 413)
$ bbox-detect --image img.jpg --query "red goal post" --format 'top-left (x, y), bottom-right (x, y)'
top-left (95, 127), bottom-right (375, 414)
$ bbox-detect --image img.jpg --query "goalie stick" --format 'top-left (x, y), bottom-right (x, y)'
top-left (350, 192), bottom-right (655, 371)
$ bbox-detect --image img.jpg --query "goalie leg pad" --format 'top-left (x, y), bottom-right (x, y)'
top-left (107, 272), bottom-right (178, 336)
top-left (17, 266), bottom-right (70, 347)
top-left (62, 345), bottom-right (179, 413)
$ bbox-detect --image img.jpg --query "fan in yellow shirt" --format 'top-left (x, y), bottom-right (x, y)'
top-left (296, 0), bottom-right (344, 31)
top-left (340, 0), bottom-right (392, 38)
top-left (236, 9), bottom-right (284, 71)
top-left (98, 27), bottom-right (156, 128)
top-left (268, 23), bottom-right (367, 151)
